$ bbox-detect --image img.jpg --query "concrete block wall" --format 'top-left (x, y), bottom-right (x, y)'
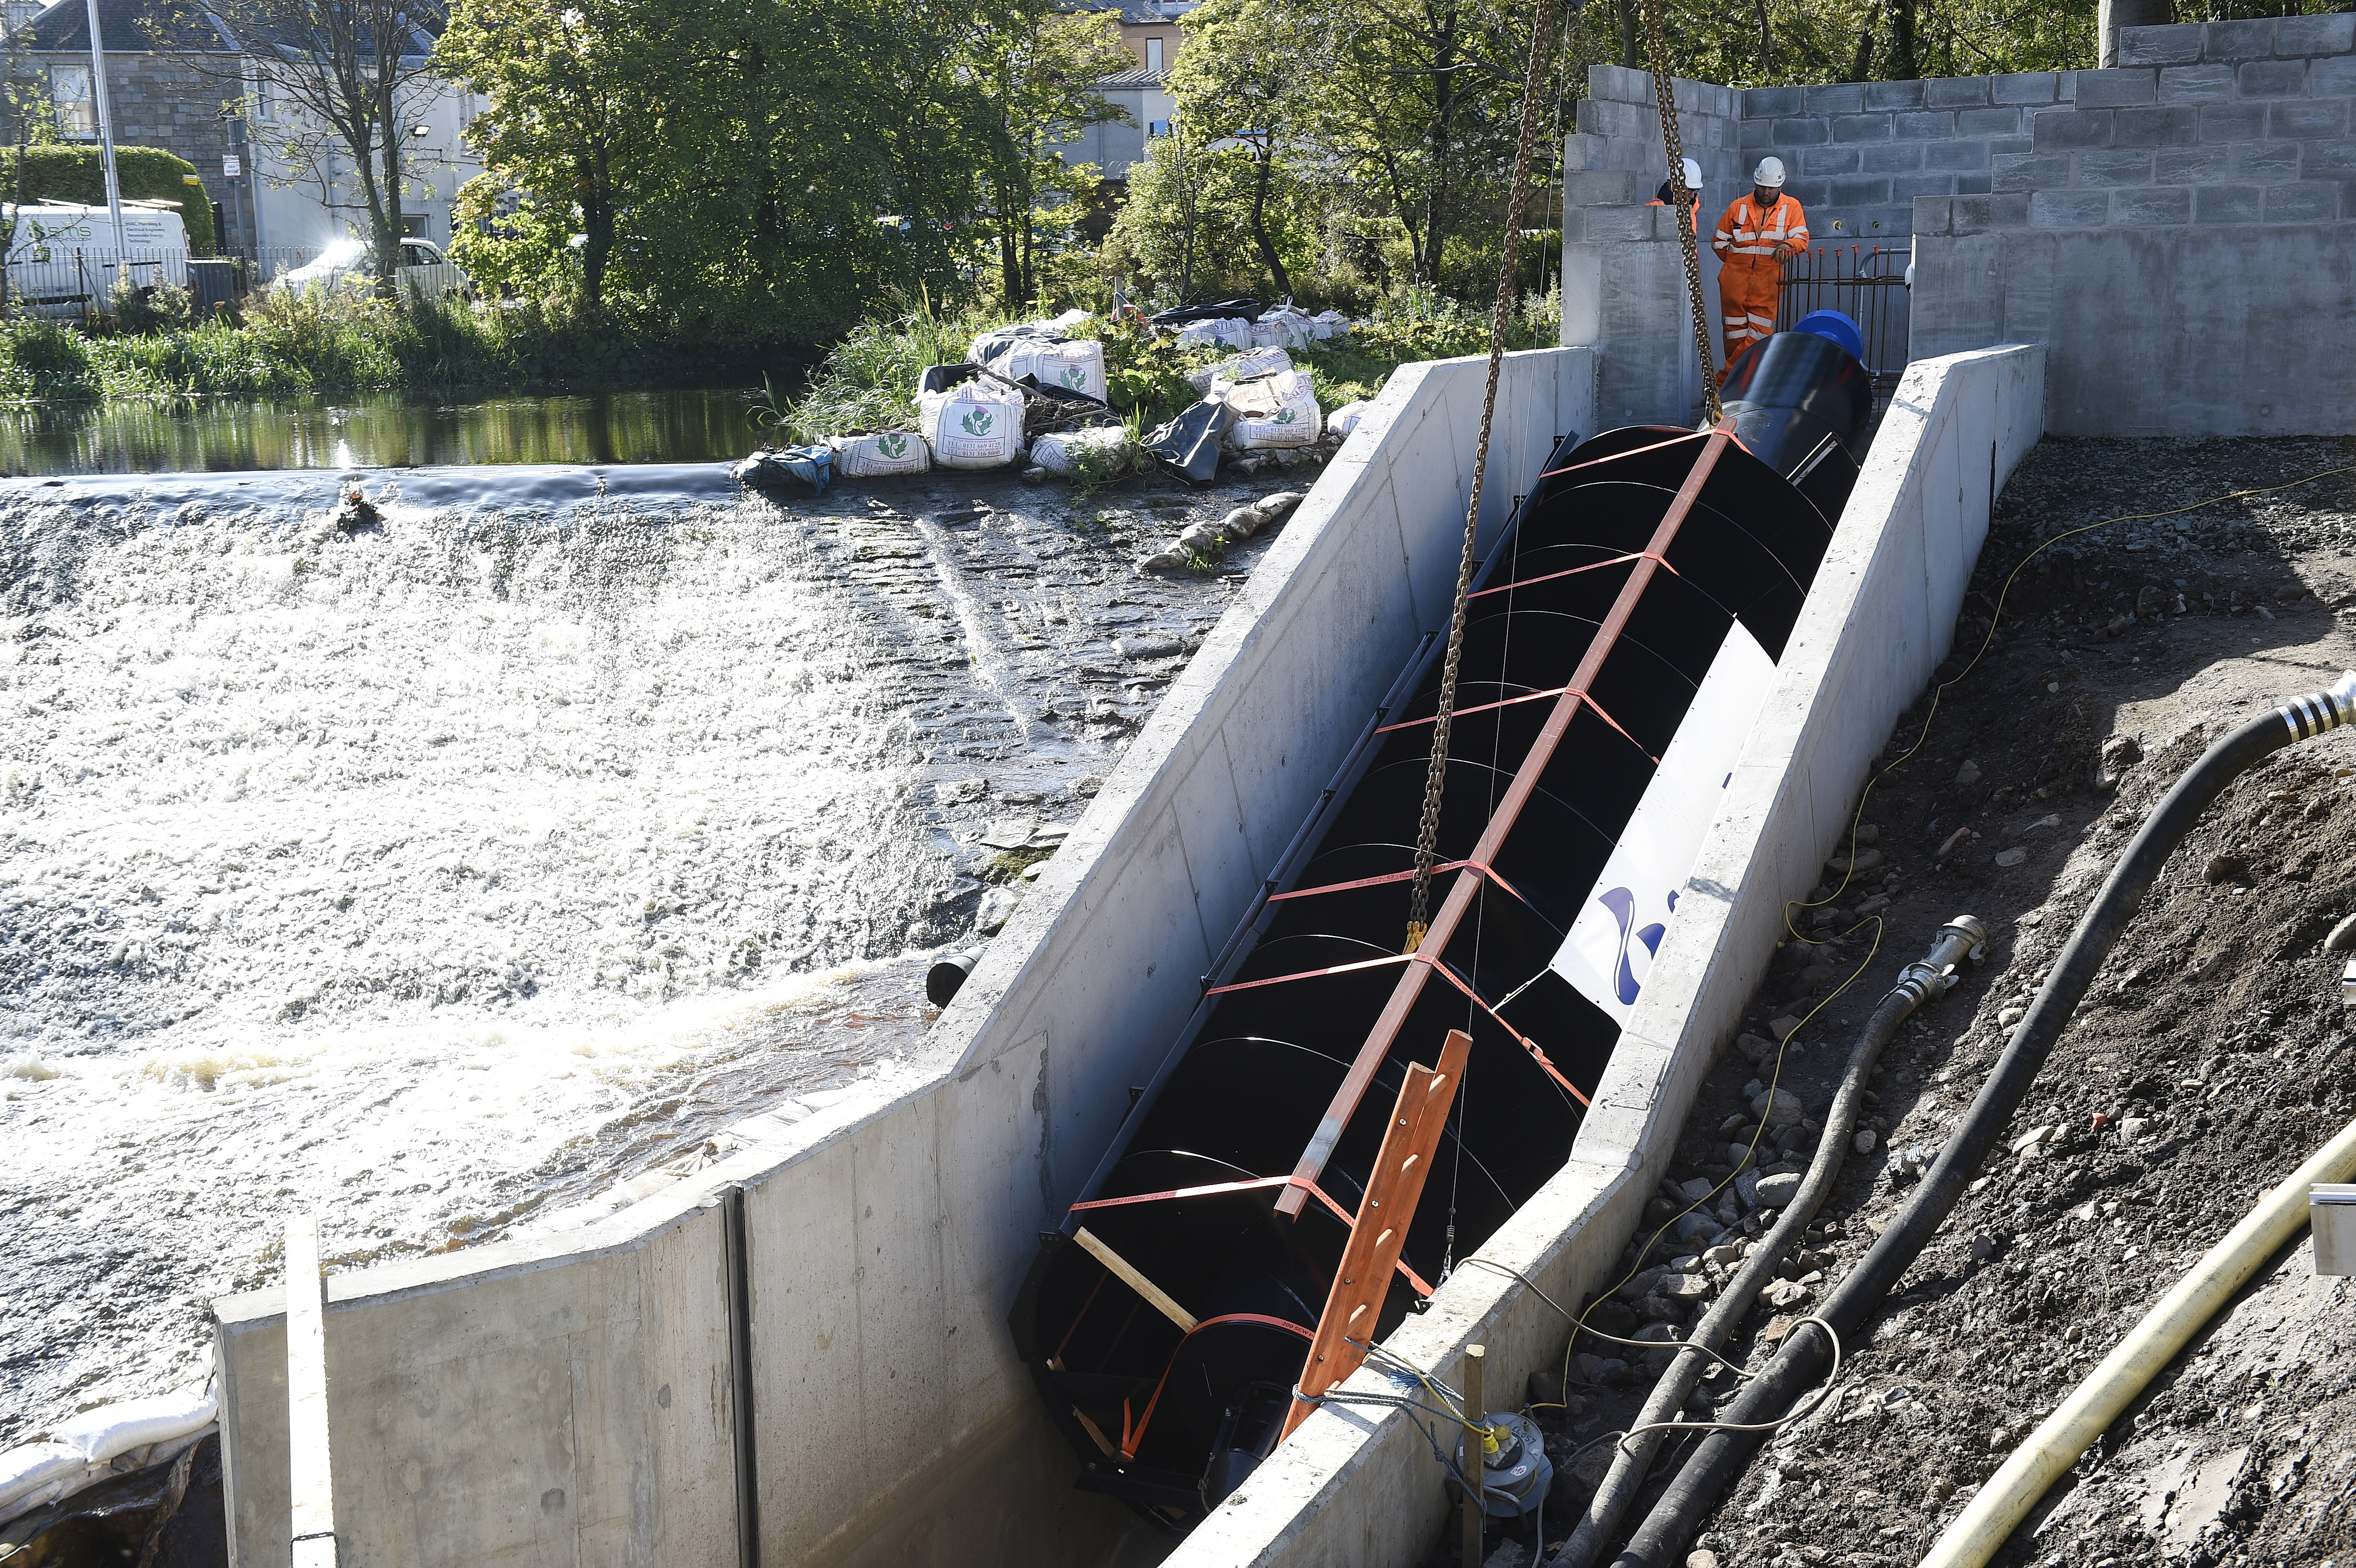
top-left (211, 348), bottom-right (1601, 1568)
top-left (1168, 342), bottom-right (2047, 1568)
top-left (1561, 66), bottom-right (1737, 423)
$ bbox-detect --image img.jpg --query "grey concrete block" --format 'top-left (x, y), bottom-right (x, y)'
top-left (1891, 172), bottom-right (1959, 202)
top-left (2199, 101), bottom-right (2270, 142)
top-left (1926, 138), bottom-right (1992, 170)
top-left (1802, 144), bottom-right (1860, 174)
top-left (2113, 106), bottom-right (2200, 145)
top-left (2118, 24), bottom-right (2205, 66)
top-left (2157, 63), bottom-right (2235, 103)
top-left (2154, 144), bottom-right (2231, 182)
top-left (2237, 59), bottom-right (2307, 97)
top-left (1865, 79), bottom-right (1926, 109)
top-left (1564, 169), bottom-right (1644, 205)
top-left (2228, 139), bottom-right (2302, 182)
top-left (2271, 98), bottom-right (2349, 139)
top-left (1992, 151), bottom-right (2073, 189)
top-left (2111, 184), bottom-right (2193, 225)
top-left (1582, 206), bottom-right (1658, 242)
top-left (1955, 172), bottom-right (1994, 194)
top-left (2074, 148), bottom-right (2155, 185)
top-left (2262, 180), bottom-right (2340, 221)
top-left (1740, 117), bottom-right (1775, 149)
top-left (1591, 64), bottom-right (1653, 104)
top-left (1987, 135), bottom-right (2034, 155)
top-left (2076, 68), bottom-right (2157, 107)
top-left (2315, 56), bottom-right (2356, 96)
top-left (1952, 191), bottom-right (2031, 233)
top-left (2203, 19), bottom-right (2277, 62)
top-left (2032, 109), bottom-right (2114, 152)
top-left (1832, 112), bottom-right (1896, 142)
top-left (1926, 76), bottom-right (1992, 108)
top-left (1745, 85), bottom-right (1804, 119)
top-left (1991, 72), bottom-right (2061, 104)
top-left (1893, 109), bottom-right (1957, 139)
top-left (1808, 83), bottom-right (1867, 114)
top-left (1830, 175), bottom-right (1894, 205)
top-left (2274, 14), bottom-right (2356, 59)
top-left (1775, 115), bottom-right (1832, 146)
top-left (1959, 106), bottom-right (2025, 136)
top-left (1863, 142), bottom-right (1924, 172)
top-left (1912, 194), bottom-right (1955, 234)
top-left (1784, 177), bottom-right (1832, 207)
top-left (2030, 188), bottom-right (2112, 227)
top-left (2192, 183), bottom-right (2263, 222)
top-left (2303, 137), bottom-right (2356, 177)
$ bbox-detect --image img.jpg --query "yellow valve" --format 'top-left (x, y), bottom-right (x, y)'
top-left (1480, 1421), bottom-right (1503, 1457)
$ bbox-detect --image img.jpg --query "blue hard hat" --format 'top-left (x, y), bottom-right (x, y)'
top-left (1790, 309), bottom-right (1864, 363)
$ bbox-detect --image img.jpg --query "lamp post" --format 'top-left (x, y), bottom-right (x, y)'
top-left (79, 0), bottom-right (127, 262)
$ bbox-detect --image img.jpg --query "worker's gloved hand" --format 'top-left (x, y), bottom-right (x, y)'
top-left (1773, 243), bottom-right (1794, 260)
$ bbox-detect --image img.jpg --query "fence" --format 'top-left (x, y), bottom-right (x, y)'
top-left (1778, 243), bottom-right (1911, 382)
top-left (1, 246), bottom-right (341, 317)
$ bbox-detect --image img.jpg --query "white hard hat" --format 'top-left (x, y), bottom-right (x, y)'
top-left (1753, 156), bottom-right (1787, 188)
top-left (1681, 157), bottom-right (1702, 189)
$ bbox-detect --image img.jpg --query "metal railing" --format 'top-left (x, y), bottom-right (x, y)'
top-left (1778, 243), bottom-right (1911, 381)
top-left (4, 250), bottom-right (191, 316)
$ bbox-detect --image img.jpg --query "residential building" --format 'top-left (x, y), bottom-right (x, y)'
top-left (13, 0), bottom-right (480, 268)
top-left (1068, 0), bottom-right (1192, 75)
top-left (1062, 66), bottom-right (1172, 185)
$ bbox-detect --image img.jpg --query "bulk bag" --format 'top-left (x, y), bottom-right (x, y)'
top-left (1030, 425), bottom-right (1132, 477)
top-left (918, 381), bottom-right (1027, 469)
top-left (1227, 369), bottom-right (1321, 449)
top-left (829, 431), bottom-right (931, 478)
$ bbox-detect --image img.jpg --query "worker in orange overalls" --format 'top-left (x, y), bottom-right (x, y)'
top-left (1649, 157), bottom-right (1703, 239)
top-left (1711, 156), bottom-right (1809, 379)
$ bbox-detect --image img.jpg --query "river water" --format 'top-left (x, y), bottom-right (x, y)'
top-left (0, 454), bottom-right (1291, 1440)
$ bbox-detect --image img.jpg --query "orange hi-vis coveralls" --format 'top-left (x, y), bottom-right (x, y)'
top-left (1711, 191), bottom-right (1809, 367)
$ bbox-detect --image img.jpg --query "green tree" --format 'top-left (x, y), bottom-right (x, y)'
top-left (1166, 0), bottom-right (1318, 297)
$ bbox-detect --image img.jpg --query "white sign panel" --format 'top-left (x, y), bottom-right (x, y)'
top-left (222, 154), bottom-right (242, 178)
top-left (1549, 622), bottom-right (1776, 1024)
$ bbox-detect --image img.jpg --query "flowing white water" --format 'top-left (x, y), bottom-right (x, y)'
top-left (0, 484), bottom-right (956, 1434)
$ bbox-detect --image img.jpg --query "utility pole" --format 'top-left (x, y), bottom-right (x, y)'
top-left (80, 0), bottom-right (127, 262)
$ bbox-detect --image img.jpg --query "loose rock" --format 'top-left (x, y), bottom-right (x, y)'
top-left (1754, 1171), bottom-right (1802, 1209)
top-left (1994, 846), bottom-right (2028, 868)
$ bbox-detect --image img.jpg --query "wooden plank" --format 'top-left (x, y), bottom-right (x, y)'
top-left (284, 1215), bottom-right (338, 1568)
top-left (1280, 1028), bottom-right (1474, 1441)
top-left (1073, 1226), bottom-right (1199, 1333)
top-left (1275, 423), bottom-right (1737, 1217)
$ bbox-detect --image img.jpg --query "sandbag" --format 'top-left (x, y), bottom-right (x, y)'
top-left (1257, 308), bottom-right (1316, 349)
top-left (0, 1442), bottom-right (85, 1520)
top-left (1030, 425), bottom-right (1132, 478)
top-left (1227, 370), bottom-right (1322, 449)
top-left (918, 380), bottom-right (1027, 469)
top-left (1326, 400), bottom-right (1375, 439)
top-left (732, 446), bottom-right (832, 495)
top-left (828, 431), bottom-right (930, 478)
top-left (1143, 397), bottom-right (1237, 486)
top-left (1246, 321), bottom-right (1285, 349)
top-left (1211, 317), bottom-right (1254, 351)
top-left (1174, 320), bottom-right (1223, 350)
top-left (1311, 309), bottom-right (1351, 340)
top-left (50, 1388), bottom-right (221, 1466)
top-left (1184, 347), bottom-right (1292, 397)
top-left (980, 337), bottom-right (1107, 403)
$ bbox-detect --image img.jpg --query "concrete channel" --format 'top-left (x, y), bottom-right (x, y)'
top-left (206, 335), bottom-right (2043, 1568)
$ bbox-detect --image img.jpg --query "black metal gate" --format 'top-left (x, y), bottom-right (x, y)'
top-left (1778, 244), bottom-right (1911, 384)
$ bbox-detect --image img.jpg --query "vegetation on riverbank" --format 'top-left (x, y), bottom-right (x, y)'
top-left (0, 286), bottom-right (770, 404)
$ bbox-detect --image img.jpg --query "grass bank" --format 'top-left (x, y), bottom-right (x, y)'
top-left (0, 286), bottom-right (779, 404)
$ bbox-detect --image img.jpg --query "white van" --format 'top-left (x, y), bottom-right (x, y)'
top-left (3, 201), bottom-right (190, 316)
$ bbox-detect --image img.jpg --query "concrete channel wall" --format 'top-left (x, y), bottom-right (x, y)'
top-left (211, 346), bottom-right (1600, 1568)
top-left (1167, 341), bottom-right (2046, 1568)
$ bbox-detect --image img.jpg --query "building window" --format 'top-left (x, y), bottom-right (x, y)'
top-left (1148, 120), bottom-right (1171, 137)
top-left (49, 64), bottom-right (95, 138)
top-left (249, 67), bottom-right (275, 121)
top-left (1145, 36), bottom-right (1163, 72)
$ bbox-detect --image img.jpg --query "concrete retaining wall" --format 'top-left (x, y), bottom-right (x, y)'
top-left (211, 347), bottom-right (1599, 1568)
top-left (1166, 341), bottom-right (2046, 1568)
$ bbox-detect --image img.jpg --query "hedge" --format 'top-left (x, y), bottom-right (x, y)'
top-left (2, 146), bottom-right (218, 255)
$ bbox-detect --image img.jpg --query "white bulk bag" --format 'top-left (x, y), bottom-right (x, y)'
top-left (1228, 369), bottom-right (1322, 449)
top-left (1174, 319), bottom-right (1223, 349)
top-left (918, 381), bottom-right (1027, 469)
top-left (1247, 321), bottom-right (1286, 349)
top-left (1184, 346), bottom-right (1293, 396)
top-left (828, 431), bottom-right (930, 478)
top-left (1311, 310), bottom-right (1350, 339)
top-left (50, 1387), bottom-right (219, 1465)
top-left (1326, 400), bottom-right (1374, 439)
top-left (0, 1442), bottom-right (86, 1519)
top-left (973, 334), bottom-right (1109, 403)
top-left (1258, 308), bottom-right (1316, 349)
top-left (1030, 426), bottom-right (1131, 477)
top-left (1211, 317), bottom-right (1254, 351)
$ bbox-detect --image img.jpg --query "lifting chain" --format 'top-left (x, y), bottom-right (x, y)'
top-left (1404, 0), bottom-right (1562, 952)
top-left (1640, 0), bottom-right (1724, 425)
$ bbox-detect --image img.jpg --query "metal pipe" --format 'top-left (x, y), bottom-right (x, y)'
top-left (80, 0), bottom-right (128, 264)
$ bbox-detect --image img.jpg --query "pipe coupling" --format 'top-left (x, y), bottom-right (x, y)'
top-left (1891, 915), bottom-right (1987, 1010)
top-left (2277, 669), bottom-right (2356, 742)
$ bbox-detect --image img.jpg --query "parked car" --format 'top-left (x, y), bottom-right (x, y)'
top-left (274, 236), bottom-right (469, 300)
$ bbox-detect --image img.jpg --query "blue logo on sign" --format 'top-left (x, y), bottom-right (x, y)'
top-left (1597, 886), bottom-right (1672, 1005)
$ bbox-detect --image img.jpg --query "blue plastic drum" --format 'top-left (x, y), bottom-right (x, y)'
top-left (1790, 308), bottom-right (1865, 364)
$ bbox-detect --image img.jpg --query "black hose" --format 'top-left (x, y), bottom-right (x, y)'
top-left (1610, 672), bottom-right (2356, 1568)
top-left (1557, 915), bottom-right (1985, 1568)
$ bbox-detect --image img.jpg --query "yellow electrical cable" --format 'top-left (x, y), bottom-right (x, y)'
top-left (1920, 1111), bottom-right (2356, 1568)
